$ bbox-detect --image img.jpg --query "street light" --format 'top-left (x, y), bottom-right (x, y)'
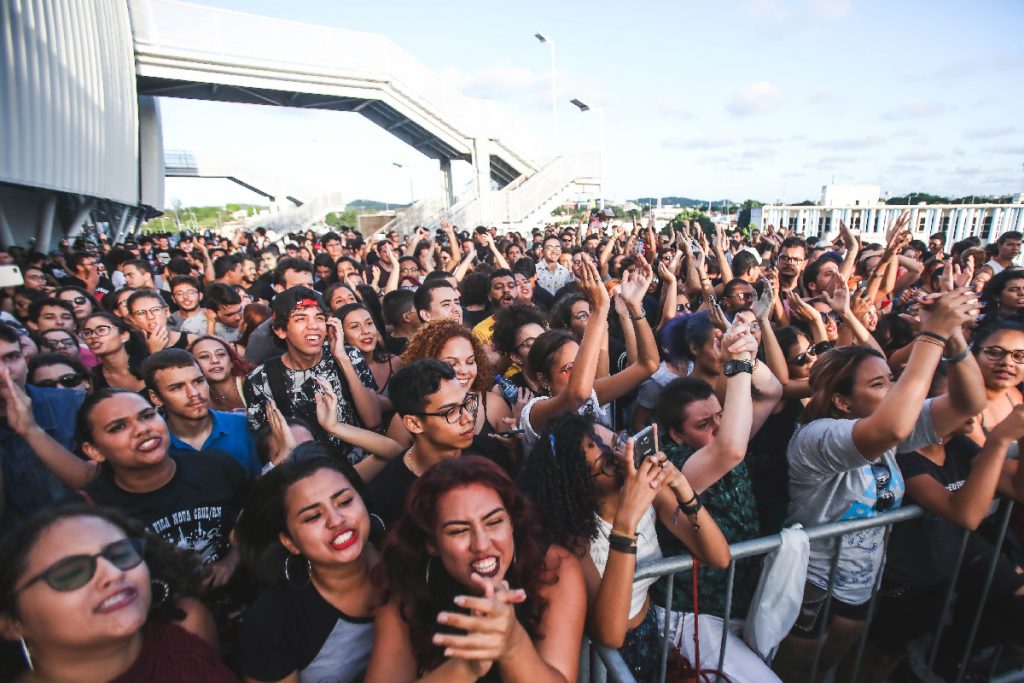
top-left (392, 162), bottom-right (414, 206)
top-left (534, 33), bottom-right (558, 154)
top-left (570, 98), bottom-right (605, 210)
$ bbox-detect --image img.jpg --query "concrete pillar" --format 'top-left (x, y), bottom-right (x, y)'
top-left (65, 199), bottom-right (96, 240)
top-left (473, 137), bottom-right (491, 225)
top-left (439, 158), bottom-right (454, 209)
top-left (0, 201), bottom-right (14, 249)
top-left (35, 193), bottom-right (57, 253)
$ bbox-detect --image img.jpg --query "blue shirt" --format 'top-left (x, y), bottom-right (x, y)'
top-left (0, 385), bottom-right (85, 537)
top-left (168, 409), bottom-right (260, 475)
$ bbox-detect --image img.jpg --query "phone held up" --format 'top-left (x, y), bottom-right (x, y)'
top-left (632, 424), bottom-right (659, 469)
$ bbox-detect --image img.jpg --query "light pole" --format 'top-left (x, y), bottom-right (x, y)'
top-left (392, 162), bottom-right (414, 206)
top-left (570, 98), bottom-right (605, 210)
top-left (534, 33), bottom-right (558, 154)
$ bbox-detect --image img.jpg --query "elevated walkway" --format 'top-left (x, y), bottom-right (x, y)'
top-left (164, 150), bottom-right (303, 207)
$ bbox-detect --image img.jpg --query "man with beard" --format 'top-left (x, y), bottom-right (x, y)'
top-left (472, 268), bottom-right (519, 348)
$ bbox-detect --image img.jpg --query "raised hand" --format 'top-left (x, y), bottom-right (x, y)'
top-left (822, 285), bottom-right (851, 318)
top-left (620, 261), bottom-right (653, 306)
top-left (615, 436), bottom-right (670, 529)
top-left (752, 278), bottom-right (775, 320)
top-left (917, 288), bottom-right (980, 338)
top-left (434, 573), bottom-right (526, 673)
top-left (264, 396), bottom-right (295, 465)
top-left (955, 256), bottom-right (975, 290)
top-left (718, 320), bottom-right (757, 362)
top-left (325, 317), bottom-right (347, 361)
top-left (0, 364), bottom-right (38, 437)
top-left (575, 259), bottom-right (610, 310)
top-left (708, 297), bottom-right (730, 332)
top-left (314, 377), bottom-right (341, 434)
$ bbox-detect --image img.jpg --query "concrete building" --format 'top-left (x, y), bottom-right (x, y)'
top-left (751, 184), bottom-right (1024, 245)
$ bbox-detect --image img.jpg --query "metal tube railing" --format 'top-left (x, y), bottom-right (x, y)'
top-left (581, 502), bottom-right (1024, 683)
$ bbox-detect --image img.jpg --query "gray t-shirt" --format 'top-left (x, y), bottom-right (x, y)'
top-left (784, 399), bottom-right (938, 604)
top-left (636, 362), bottom-right (681, 410)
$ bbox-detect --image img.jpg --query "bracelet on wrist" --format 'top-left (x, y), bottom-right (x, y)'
top-left (917, 331), bottom-right (948, 345)
top-left (609, 528), bottom-right (638, 543)
top-left (608, 535), bottom-right (638, 555)
top-left (942, 347), bottom-right (970, 364)
top-left (915, 336), bottom-right (945, 350)
top-left (629, 308), bottom-right (647, 322)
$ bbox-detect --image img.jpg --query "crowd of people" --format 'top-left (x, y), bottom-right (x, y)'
top-left (0, 213), bottom-right (1022, 682)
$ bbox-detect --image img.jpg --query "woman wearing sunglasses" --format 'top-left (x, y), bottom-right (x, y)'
top-left (521, 260), bottom-right (659, 453)
top-left (79, 313), bottom-right (149, 393)
top-left (55, 286), bottom-right (98, 325)
top-left (772, 288), bottom-right (986, 681)
top-left (27, 353), bottom-right (92, 394)
top-left (0, 505), bottom-right (235, 682)
top-left (235, 445), bottom-right (381, 683)
top-left (366, 456), bottom-right (586, 683)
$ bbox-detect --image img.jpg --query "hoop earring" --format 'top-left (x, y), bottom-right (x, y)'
top-left (151, 579), bottom-right (171, 607)
top-left (369, 512), bottom-right (386, 539)
top-left (20, 637), bottom-right (33, 672)
top-left (425, 556), bottom-right (434, 586)
top-left (284, 554), bottom-right (311, 587)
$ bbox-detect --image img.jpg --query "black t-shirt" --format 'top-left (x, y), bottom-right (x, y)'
top-left (369, 437), bottom-right (515, 526)
top-left (237, 580), bottom-right (373, 683)
top-left (462, 305), bottom-right (491, 329)
top-left (531, 286), bottom-right (555, 311)
top-left (385, 334), bottom-right (408, 357)
top-left (746, 398), bottom-right (803, 536)
top-left (248, 278), bottom-right (275, 303)
top-left (885, 436), bottom-right (979, 587)
top-left (79, 449), bottom-right (248, 565)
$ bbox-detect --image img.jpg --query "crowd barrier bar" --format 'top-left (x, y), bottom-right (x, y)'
top-left (579, 501), bottom-right (1024, 683)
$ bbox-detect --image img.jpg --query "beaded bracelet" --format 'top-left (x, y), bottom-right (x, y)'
top-left (608, 535), bottom-right (638, 555)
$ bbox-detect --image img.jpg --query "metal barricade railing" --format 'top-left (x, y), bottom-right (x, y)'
top-left (579, 501), bottom-right (1024, 683)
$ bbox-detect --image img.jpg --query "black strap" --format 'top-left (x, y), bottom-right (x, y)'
top-left (263, 355), bottom-right (292, 415)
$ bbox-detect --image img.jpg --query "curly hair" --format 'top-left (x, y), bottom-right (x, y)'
top-left (399, 319), bottom-right (493, 393)
top-left (0, 505), bottom-right (203, 624)
top-left (189, 334), bottom-right (253, 378)
top-left (549, 293), bottom-right (588, 335)
top-left (375, 457), bottom-right (554, 673)
top-left (517, 413), bottom-right (601, 554)
top-left (491, 302), bottom-right (548, 357)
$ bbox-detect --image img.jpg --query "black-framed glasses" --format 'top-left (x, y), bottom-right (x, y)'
top-left (173, 289), bottom-right (199, 298)
top-left (43, 337), bottom-right (78, 350)
top-left (79, 325), bottom-right (114, 340)
top-left (412, 392), bottom-right (479, 424)
top-left (516, 336), bottom-right (538, 352)
top-left (979, 346), bottom-right (1024, 365)
top-left (871, 462), bottom-right (896, 512)
top-left (733, 292), bottom-right (755, 301)
top-left (16, 538), bottom-right (146, 593)
top-left (34, 372), bottom-right (86, 389)
top-left (819, 311), bottom-right (842, 325)
top-left (778, 255), bottom-right (804, 263)
top-left (131, 305), bottom-right (166, 319)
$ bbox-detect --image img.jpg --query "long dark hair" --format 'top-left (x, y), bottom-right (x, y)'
top-left (336, 302), bottom-right (390, 363)
top-left (526, 329), bottom-right (576, 390)
top-left (234, 444), bottom-right (374, 585)
top-left (376, 457), bottom-right (554, 672)
top-left (517, 413), bottom-right (601, 554)
top-left (0, 505), bottom-right (203, 624)
top-left (981, 268), bottom-right (1024, 316)
top-left (82, 312), bottom-right (148, 376)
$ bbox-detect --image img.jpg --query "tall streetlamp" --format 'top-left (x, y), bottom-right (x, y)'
top-left (534, 33), bottom-right (558, 154)
top-left (570, 98), bottom-right (605, 210)
top-left (392, 162), bottom-right (414, 206)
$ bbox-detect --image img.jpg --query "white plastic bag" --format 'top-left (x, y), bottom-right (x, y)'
top-left (655, 608), bottom-right (782, 683)
top-left (742, 524), bottom-right (810, 660)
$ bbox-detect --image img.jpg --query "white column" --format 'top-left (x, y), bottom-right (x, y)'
top-left (991, 208), bottom-right (1003, 240)
top-left (473, 137), bottom-right (492, 225)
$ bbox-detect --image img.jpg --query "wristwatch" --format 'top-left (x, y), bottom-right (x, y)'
top-left (723, 359), bottom-right (754, 377)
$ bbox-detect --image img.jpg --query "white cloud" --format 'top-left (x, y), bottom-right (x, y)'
top-left (654, 99), bottom-right (696, 119)
top-left (964, 126), bottom-right (1018, 139)
top-left (743, 147), bottom-right (779, 159)
top-left (880, 100), bottom-right (945, 121)
top-left (743, 0), bottom-right (789, 22)
top-left (808, 0), bottom-right (852, 17)
top-left (808, 134), bottom-right (887, 149)
top-left (984, 145), bottom-right (1024, 155)
top-left (439, 65), bottom-right (548, 100)
top-left (894, 151), bottom-right (944, 162)
top-left (727, 81), bottom-right (783, 116)
top-left (663, 135), bottom-right (734, 150)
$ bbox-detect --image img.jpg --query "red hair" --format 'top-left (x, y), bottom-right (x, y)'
top-left (188, 335), bottom-right (253, 378)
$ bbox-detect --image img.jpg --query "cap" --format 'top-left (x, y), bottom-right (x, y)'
top-left (271, 286), bottom-right (326, 323)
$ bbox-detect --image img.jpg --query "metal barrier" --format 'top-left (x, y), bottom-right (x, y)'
top-left (579, 501), bottom-right (1024, 683)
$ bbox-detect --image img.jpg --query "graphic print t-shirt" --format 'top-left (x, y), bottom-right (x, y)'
top-left (80, 449), bottom-right (248, 564)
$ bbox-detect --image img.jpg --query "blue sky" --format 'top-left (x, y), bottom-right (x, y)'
top-left (161, 0), bottom-right (1024, 209)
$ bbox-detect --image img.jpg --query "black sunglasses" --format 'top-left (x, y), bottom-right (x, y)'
top-left (17, 538), bottom-right (146, 593)
top-left (34, 372), bottom-right (86, 389)
top-left (791, 340), bottom-right (836, 366)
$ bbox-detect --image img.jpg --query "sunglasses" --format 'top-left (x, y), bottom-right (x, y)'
top-left (17, 538), bottom-right (145, 593)
top-left (791, 340), bottom-right (836, 366)
top-left (34, 372), bottom-right (86, 389)
top-left (64, 296), bottom-right (88, 306)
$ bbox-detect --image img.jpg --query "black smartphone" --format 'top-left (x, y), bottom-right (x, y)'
top-left (496, 428), bottom-right (524, 437)
top-left (632, 424), bottom-right (658, 468)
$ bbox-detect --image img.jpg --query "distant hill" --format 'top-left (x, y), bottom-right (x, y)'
top-left (632, 196), bottom-right (739, 208)
top-left (346, 199), bottom-right (410, 211)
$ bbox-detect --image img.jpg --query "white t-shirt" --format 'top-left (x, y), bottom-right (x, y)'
top-left (589, 507), bottom-right (663, 619)
top-left (520, 389), bottom-right (604, 454)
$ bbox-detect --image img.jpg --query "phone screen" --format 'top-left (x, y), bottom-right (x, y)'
top-left (632, 425), bottom-right (658, 467)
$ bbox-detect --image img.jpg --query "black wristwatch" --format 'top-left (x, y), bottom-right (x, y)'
top-left (723, 359), bottom-right (754, 377)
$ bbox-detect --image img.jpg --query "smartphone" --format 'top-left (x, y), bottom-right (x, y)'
top-left (496, 428), bottom-right (524, 437)
top-left (632, 424), bottom-right (658, 468)
top-left (0, 265), bottom-right (24, 288)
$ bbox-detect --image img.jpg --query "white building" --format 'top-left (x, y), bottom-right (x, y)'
top-left (751, 184), bottom-right (1024, 245)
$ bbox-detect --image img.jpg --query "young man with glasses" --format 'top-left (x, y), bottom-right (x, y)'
top-left (166, 275), bottom-right (205, 332)
top-left (368, 359), bottom-right (512, 525)
top-left (127, 290), bottom-right (195, 353)
top-left (721, 279), bottom-right (757, 315)
top-left (536, 236), bottom-right (574, 296)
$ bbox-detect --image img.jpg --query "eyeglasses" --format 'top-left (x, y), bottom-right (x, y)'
top-left (978, 346), bottom-right (1024, 365)
top-left (590, 430), bottom-right (624, 479)
top-left (43, 338), bottom-right (79, 350)
top-left (79, 325), bottom-right (114, 340)
top-left (732, 292), bottom-right (755, 301)
top-left (25, 273), bottom-right (47, 283)
top-left (871, 461), bottom-right (896, 512)
top-left (558, 361), bottom-right (574, 376)
top-left (412, 392), bottom-right (479, 424)
top-left (516, 336), bottom-right (537, 352)
top-left (544, 245), bottom-right (562, 252)
top-left (819, 311), bottom-right (841, 325)
top-left (778, 255), bottom-right (804, 263)
top-left (16, 538), bottom-right (145, 593)
top-left (571, 310), bottom-right (591, 322)
top-left (791, 340), bottom-right (836, 366)
top-left (34, 372), bottom-right (86, 389)
top-left (131, 306), bottom-right (166, 319)
top-left (173, 289), bottom-right (199, 298)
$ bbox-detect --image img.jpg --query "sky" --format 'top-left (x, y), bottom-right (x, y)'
top-left (160, 0), bottom-right (1024, 210)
